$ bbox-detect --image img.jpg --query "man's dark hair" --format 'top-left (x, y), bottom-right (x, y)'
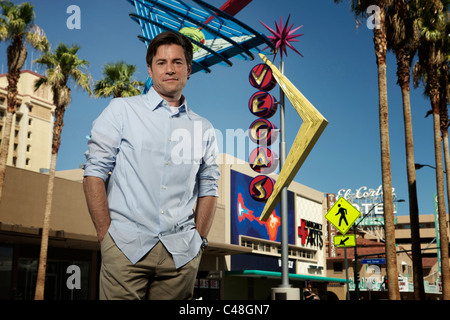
top-left (146, 31), bottom-right (193, 68)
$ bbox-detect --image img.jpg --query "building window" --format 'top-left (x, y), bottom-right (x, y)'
top-left (240, 236), bottom-right (316, 262)
top-left (28, 118), bottom-right (32, 126)
top-left (25, 158), bottom-right (30, 166)
top-left (26, 145), bottom-right (31, 152)
top-left (27, 131), bottom-right (31, 139)
top-left (0, 246), bottom-right (13, 299)
top-left (333, 262), bottom-right (343, 273)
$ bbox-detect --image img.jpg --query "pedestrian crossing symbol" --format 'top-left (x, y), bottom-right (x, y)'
top-left (325, 197), bottom-right (361, 235)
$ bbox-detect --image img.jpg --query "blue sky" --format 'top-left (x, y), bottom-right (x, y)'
top-left (1, 0), bottom-right (439, 216)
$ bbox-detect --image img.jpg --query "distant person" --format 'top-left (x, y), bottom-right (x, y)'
top-left (304, 281), bottom-right (320, 300)
top-left (83, 31), bottom-right (220, 300)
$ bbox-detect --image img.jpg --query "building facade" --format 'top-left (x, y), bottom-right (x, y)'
top-left (213, 154), bottom-right (345, 300)
top-left (0, 70), bottom-right (54, 173)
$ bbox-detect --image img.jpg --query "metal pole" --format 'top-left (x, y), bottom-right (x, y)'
top-left (344, 247), bottom-right (350, 300)
top-left (354, 225), bottom-right (360, 300)
top-left (279, 60), bottom-right (289, 288)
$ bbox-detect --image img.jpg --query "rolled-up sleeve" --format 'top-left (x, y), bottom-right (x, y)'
top-left (197, 124), bottom-right (220, 197)
top-left (84, 100), bottom-right (123, 181)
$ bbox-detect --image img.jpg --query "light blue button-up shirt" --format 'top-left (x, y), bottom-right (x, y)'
top-left (84, 87), bottom-right (220, 268)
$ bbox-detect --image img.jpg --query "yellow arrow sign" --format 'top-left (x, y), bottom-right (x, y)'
top-left (334, 234), bottom-right (356, 248)
top-left (325, 197), bottom-right (361, 235)
top-left (258, 54), bottom-right (328, 221)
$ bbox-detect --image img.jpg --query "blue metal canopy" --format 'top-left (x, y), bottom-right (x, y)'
top-left (126, 0), bottom-right (275, 92)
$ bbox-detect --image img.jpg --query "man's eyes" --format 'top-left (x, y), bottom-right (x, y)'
top-left (156, 60), bottom-right (184, 65)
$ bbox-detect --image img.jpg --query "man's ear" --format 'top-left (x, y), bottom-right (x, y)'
top-left (148, 65), bottom-right (153, 78)
top-left (187, 64), bottom-right (192, 79)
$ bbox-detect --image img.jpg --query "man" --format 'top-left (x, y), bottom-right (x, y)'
top-left (83, 31), bottom-right (220, 300)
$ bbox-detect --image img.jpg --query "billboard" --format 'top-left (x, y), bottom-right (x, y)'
top-left (230, 170), bottom-right (295, 245)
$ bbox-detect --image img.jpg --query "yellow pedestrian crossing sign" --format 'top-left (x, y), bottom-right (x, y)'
top-left (325, 197), bottom-right (361, 235)
top-left (334, 234), bottom-right (356, 248)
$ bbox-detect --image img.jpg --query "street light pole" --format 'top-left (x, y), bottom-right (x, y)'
top-left (270, 60), bottom-right (301, 300)
top-left (415, 163), bottom-right (447, 173)
top-left (278, 59), bottom-right (289, 289)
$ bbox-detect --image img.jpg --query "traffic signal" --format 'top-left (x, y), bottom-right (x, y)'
top-left (383, 276), bottom-right (388, 290)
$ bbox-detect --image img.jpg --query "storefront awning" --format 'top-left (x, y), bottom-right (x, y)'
top-left (226, 270), bottom-right (348, 283)
top-left (204, 242), bottom-right (253, 256)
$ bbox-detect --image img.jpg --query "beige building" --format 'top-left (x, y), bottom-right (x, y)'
top-left (396, 214), bottom-right (444, 258)
top-left (0, 69), bottom-right (54, 173)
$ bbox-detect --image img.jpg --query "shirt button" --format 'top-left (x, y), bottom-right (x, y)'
top-left (162, 186), bottom-right (167, 190)
top-left (165, 161), bottom-right (169, 165)
top-left (161, 210), bottom-right (164, 214)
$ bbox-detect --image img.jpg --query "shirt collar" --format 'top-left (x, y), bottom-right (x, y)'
top-left (146, 87), bottom-right (193, 119)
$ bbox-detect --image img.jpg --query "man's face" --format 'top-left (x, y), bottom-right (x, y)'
top-left (148, 44), bottom-right (192, 106)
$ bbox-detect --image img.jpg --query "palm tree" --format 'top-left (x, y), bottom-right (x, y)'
top-left (385, 0), bottom-right (425, 299)
top-left (438, 28), bottom-right (449, 251)
top-left (94, 61), bottom-right (144, 98)
top-left (413, 0), bottom-right (450, 300)
top-left (335, 0), bottom-right (400, 299)
top-left (32, 43), bottom-right (92, 300)
top-left (0, 1), bottom-right (48, 205)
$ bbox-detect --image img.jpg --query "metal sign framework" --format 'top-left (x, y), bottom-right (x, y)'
top-left (126, 0), bottom-right (275, 91)
top-left (258, 54), bottom-right (328, 222)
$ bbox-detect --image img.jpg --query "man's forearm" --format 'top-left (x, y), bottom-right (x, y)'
top-left (195, 196), bottom-right (217, 238)
top-left (83, 176), bottom-right (111, 243)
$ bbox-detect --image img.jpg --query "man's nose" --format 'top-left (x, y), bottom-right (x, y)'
top-left (166, 63), bottom-right (175, 74)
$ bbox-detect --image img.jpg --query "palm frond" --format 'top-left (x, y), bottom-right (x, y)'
top-left (25, 24), bottom-right (49, 52)
top-left (34, 42), bottom-right (92, 103)
top-left (94, 61), bottom-right (144, 98)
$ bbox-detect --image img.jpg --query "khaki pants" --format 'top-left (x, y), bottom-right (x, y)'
top-left (99, 232), bottom-right (202, 300)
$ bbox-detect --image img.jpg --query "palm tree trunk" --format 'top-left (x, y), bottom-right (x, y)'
top-left (373, 6), bottom-right (400, 300)
top-left (34, 151), bottom-right (57, 300)
top-left (442, 129), bottom-right (450, 238)
top-left (442, 132), bottom-right (450, 297)
top-left (396, 49), bottom-right (425, 300)
top-left (432, 105), bottom-right (450, 300)
top-left (0, 112), bottom-right (14, 204)
top-left (0, 37), bottom-right (26, 205)
top-left (401, 85), bottom-right (425, 299)
top-left (426, 41), bottom-right (450, 299)
top-left (439, 64), bottom-right (450, 273)
top-left (34, 96), bottom-right (66, 300)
